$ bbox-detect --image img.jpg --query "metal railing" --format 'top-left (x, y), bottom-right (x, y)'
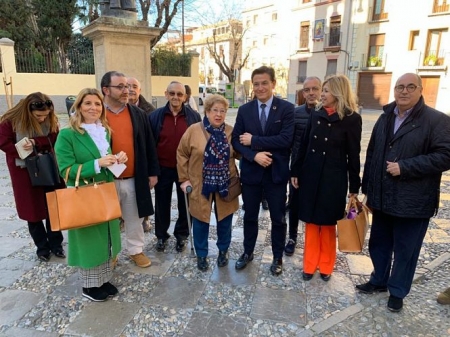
top-left (324, 32), bottom-right (341, 50)
top-left (361, 53), bottom-right (386, 68)
top-left (369, 7), bottom-right (389, 21)
top-left (421, 49), bottom-right (446, 66)
top-left (15, 48), bottom-right (94, 74)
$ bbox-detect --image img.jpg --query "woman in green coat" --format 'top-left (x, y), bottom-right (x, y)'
top-left (55, 88), bottom-right (127, 302)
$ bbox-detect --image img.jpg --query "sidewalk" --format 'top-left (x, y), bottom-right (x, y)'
top-left (0, 110), bottom-right (449, 336)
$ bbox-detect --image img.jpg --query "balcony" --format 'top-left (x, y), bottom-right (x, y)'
top-left (369, 7), bottom-right (389, 22)
top-left (323, 32), bottom-right (341, 52)
top-left (360, 53), bottom-right (386, 70)
top-left (418, 50), bottom-right (447, 71)
top-left (433, 1), bottom-right (449, 13)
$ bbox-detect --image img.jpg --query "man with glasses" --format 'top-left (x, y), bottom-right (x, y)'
top-left (285, 76), bottom-right (322, 258)
top-left (101, 71), bottom-right (159, 268)
top-left (149, 81), bottom-right (201, 252)
top-left (357, 73), bottom-right (450, 312)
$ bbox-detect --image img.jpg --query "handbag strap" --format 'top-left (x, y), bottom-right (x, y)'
top-left (74, 165), bottom-right (83, 188)
top-left (64, 167), bottom-right (71, 183)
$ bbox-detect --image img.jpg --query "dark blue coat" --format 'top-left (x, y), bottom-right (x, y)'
top-left (231, 97), bottom-right (294, 185)
top-left (362, 97), bottom-right (450, 218)
top-left (292, 108), bottom-right (362, 225)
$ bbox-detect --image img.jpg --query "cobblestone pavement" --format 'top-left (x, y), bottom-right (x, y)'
top-left (0, 110), bottom-right (449, 337)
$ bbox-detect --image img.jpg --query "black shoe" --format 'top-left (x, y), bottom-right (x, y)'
top-left (270, 258), bottom-right (283, 276)
top-left (320, 273), bottom-right (331, 282)
top-left (217, 251), bottom-right (229, 267)
top-left (262, 199), bottom-right (269, 210)
top-left (387, 295), bottom-right (403, 312)
top-left (82, 287), bottom-right (109, 302)
top-left (156, 238), bottom-right (166, 252)
top-left (176, 238), bottom-right (186, 252)
top-left (38, 254), bottom-right (50, 262)
top-left (235, 253), bottom-right (254, 270)
top-left (284, 239), bottom-right (296, 256)
top-left (100, 282), bottom-right (118, 297)
top-left (53, 249), bottom-right (66, 258)
top-left (197, 257), bottom-right (209, 271)
top-left (355, 282), bottom-right (388, 294)
top-left (302, 272), bottom-right (314, 281)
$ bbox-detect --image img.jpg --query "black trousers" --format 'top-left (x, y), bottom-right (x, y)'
top-left (242, 169), bottom-right (287, 259)
top-left (287, 182), bottom-right (300, 241)
top-left (27, 219), bottom-right (63, 256)
top-left (154, 166), bottom-right (189, 241)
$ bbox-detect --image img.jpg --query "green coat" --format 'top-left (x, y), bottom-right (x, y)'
top-left (55, 127), bottom-right (121, 268)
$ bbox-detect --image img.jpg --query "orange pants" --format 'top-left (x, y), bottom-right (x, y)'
top-left (303, 223), bottom-right (336, 275)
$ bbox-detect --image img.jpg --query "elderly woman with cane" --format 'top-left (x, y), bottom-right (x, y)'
top-left (177, 94), bottom-right (240, 271)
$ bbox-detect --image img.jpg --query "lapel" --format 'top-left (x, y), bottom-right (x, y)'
top-left (265, 97), bottom-right (279, 132)
top-left (390, 116), bottom-right (420, 143)
top-left (73, 130), bottom-right (102, 159)
top-left (250, 100), bottom-right (265, 135)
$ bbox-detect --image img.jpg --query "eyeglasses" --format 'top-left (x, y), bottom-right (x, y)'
top-left (108, 84), bottom-right (131, 91)
top-left (168, 91), bottom-right (185, 97)
top-left (30, 100), bottom-right (53, 110)
top-left (394, 84), bottom-right (421, 93)
top-left (210, 108), bottom-right (227, 115)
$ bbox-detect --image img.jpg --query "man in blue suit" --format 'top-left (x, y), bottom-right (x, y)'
top-left (232, 66), bottom-right (294, 275)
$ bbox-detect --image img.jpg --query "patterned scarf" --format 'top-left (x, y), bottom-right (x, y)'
top-left (201, 116), bottom-right (230, 199)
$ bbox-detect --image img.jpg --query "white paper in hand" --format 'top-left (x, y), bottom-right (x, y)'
top-left (107, 162), bottom-right (127, 178)
top-left (15, 137), bottom-right (33, 159)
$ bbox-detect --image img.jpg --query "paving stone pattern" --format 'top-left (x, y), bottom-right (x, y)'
top-left (0, 110), bottom-right (449, 336)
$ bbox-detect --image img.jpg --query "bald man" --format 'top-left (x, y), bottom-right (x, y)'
top-left (357, 73), bottom-right (450, 312)
top-left (127, 77), bottom-right (156, 115)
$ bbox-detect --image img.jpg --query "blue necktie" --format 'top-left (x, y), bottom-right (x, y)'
top-left (260, 104), bottom-right (267, 133)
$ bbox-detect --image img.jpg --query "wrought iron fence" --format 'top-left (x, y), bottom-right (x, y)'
top-left (15, 47), bottom-right (95, 74)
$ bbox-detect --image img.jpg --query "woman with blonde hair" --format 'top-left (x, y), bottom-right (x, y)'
top-left (0, 92), bottom-right (65, 262)
top-left (55, 88), bottom-right (127, 302)
top-left (177, 94), bottom-right (240, 271)
top-left (291, 74), bottom-right (362, 282)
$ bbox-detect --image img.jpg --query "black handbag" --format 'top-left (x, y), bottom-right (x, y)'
top-left (25, 146), bottom-right (60, 187)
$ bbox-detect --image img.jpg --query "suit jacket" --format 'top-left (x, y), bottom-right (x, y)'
top-left (231, 96), bottom-right (294, 185)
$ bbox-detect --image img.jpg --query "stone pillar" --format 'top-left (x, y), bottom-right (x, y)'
top-left (81, 16), bottom-right (160, 100)
top-left (0, 38), bottom-right (17, 75)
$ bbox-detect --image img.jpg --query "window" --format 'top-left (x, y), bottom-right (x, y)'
top-left (303, 0), bottom-right (312, 3)
top-left (368, 34), bottom-right (385, 66)
top-left (325, 59), bottom-right (337, 77)
top-left (253, 15), bottom-right (259, 25)
top-left (372, 0), bottom-right (388, 21)
top-left (328, 16), bottom-right (341, 47)
top-left (219, 45), bottom-right (224, 57)
top-left (425, 28), bottom-right (448, 65)
top-left (300, 21), bottom-right (310, 49)
top-left (246, 19), bottom-right (250, 28)
top-left (409, 31), bottom-right (419, 50)
top-left (252, 40), bottom-right (257, 47)
top-left (263, 36), bottom-right (269, 45)
top-left (433, 0), bottom-right (449, 13)
top-left (297, 61), bottom-right (307, 83)
top-left (272, 12), bottom-right (278, 21)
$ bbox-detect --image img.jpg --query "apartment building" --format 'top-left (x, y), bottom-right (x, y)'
top-left (288, 0), bottom-right (449, 111)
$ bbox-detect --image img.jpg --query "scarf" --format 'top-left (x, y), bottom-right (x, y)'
top-left (201, 116), bottom-right (230, 199)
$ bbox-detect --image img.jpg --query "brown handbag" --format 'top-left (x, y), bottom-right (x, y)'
top-left (46, 165), bottom-right (122, 231)
top-left (221, 174), bottom-right (242, 202)
top-left (337, 196), bottom-right (370, 252)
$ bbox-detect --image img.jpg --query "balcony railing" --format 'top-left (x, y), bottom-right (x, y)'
top-left (323, 31), bottom-right (341, 51)
top-left (433, 1), bottom-right (449, 13)
top-left (297, 75), bottom-right (306, 83)
top-left (369, 7), bottom-right (389, 21)
top-left (421, 49), bottom-right (446, 67)
top-left (361, 53), bottom-right (386, 69)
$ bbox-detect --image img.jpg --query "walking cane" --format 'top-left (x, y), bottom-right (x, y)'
top-left (184, 185), bottom-right (196, 257)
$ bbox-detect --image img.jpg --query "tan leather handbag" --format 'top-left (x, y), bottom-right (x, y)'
top-left (337, 196), bottom-right (370, 252)
top-left (46, 165), bottom-right (122, 231)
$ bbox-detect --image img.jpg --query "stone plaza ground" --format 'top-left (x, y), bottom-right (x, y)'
top-left (0, 109), bottom-right (449, 336)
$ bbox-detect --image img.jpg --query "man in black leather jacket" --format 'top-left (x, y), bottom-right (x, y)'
top-left (285, 77), bottom-right (321, 257)
top-left (356, 73), bottom-right (450, 312)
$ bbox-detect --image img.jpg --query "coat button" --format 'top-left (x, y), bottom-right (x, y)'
top-left (318, 121), bottom-right (321, 124)
top-left (328, 123), bottom-right (331, 127)
top-left (324, 138), bottom-right (328, 141)
top-left (314, 135), bottom-right (317, 139)
top-left (312, 149), bottom-right (315, 152)
top-left (323, 152), bottom-right (326, 155)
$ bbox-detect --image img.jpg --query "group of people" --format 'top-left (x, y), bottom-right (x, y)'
top-left (0, 66), bottom-right (449, 311)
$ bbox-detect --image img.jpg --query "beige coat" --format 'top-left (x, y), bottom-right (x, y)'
top-left (177, 122), bottom-right (240, 222)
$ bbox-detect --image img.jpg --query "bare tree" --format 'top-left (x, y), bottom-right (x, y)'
top-left (205, 19), bottom-right (250, 83)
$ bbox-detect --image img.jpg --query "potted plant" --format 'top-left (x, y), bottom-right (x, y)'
top-left (368, 56), bottom-right (380, 67)
top-left (424, 54), bottom-right (438, 66)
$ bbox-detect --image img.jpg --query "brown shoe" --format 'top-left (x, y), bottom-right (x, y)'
top-left (130, 252), bottom-right (152, 268)
top-left (437, 287), bottom-right (450, 305)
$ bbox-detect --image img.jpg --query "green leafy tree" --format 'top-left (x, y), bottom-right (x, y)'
top-left (0, 0), bottom-right (35, 49)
